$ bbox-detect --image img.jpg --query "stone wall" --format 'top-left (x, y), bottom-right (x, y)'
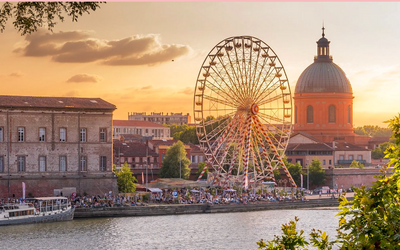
top-left (0, 175), bottom-right (118, 198)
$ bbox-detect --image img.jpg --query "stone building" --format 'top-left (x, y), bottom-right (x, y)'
top-left (128, 112), bottom-right (191, 125)
top-left (113, 120), bottom-right (170, 140)
top-left (0, 95), bottom-right (117, 198)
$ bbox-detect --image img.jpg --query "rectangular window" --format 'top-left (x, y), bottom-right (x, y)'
top-left (80, 156), bottom-right (87, 171)
top-left (100, 128), bottom-right (106, 142)
top-left (39, 128), bottom-right (46, 142)
top-left (17, 156), bottom-right (25, 172)
top-left (329, 159), bottom-right (332, 165)
top-left (100, 156), bottom-right (107, 172)
top-left (0, 127), bottom-right (3, 142)
top-left (18, 127), bottom-right (25, 142)
top-left (323, 160), bottom-right (326, 165)
top-left (349, 155), bottom-right (354, 161)
top-left (39, 156), bottom-right (46, 172)
top-left (80, 128), bottom-right (87, 142)
top-left (0, 156), bottom-right (3, 172)
top-left (60, 156), bottom-right (67, 172)
top-left (358, 155), bottom-right (363, 160)
top-left (60, 128), bottom-right (67, 142)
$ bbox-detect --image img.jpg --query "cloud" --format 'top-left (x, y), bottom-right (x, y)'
top-left (9, 71), bottom-right (24, 77)
top-left (178, 87), bottom-right (193, 95)
top-left (66, 74), bottom-right (102, 83)
top-left (141, 85), bottom-right (152, 90)
top-left (15, 30), bottom-right (191, 66)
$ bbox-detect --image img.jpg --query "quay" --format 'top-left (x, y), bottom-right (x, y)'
top-left (74, 197), bottom-right (345, 218)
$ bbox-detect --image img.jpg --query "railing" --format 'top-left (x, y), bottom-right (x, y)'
top-left (337, 160), bottom-right (366, 164)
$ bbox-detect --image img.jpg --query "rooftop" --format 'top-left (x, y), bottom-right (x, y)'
top-left (113, 120), bottom-right (165, 128)
top-left (0, 95), bottom-right (116, 111)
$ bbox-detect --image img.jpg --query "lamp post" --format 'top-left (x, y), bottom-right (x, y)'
top-left (179, 149), bottom-right (182, 179)
top-left (307, 165), bottom-right (309, 191)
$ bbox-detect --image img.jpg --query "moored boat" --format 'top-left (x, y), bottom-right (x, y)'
top-left (0, 197), bottom-right (74, 226)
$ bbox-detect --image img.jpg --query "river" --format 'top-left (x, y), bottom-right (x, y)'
top-left (0, 208), bottom-right (340, 249)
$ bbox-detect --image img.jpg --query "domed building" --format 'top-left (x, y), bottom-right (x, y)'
top-left (286, 27), bottom-right (372, 170)
top-left (294, 27), bottom-right (359, 144)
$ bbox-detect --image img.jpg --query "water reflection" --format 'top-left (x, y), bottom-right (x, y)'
top-left (0, 208), bottom-right (339, 250)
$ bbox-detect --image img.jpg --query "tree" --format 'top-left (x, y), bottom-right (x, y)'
top-left (309, 159), bottom-right (325, 188)
top-left (196, 162), bottom-right (208, 179)
top-left (284, 159), bottom-right (303, 187)
top-left (372, 140), bottom-right (395, 159)
top-left (159, 141), bottom-right (191, 179)
top-left (258, 114), bottom-right (400, 249)
top-left (349, 160), bottom-right (365, 169)
top-left (354, 125), bottom-right (393, 137)
top-left (0, 2), bottom-right (103, 35)
top-left (113, 163), bottom-right (137, 193)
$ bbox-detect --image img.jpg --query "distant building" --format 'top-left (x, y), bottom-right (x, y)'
top-left (128, 112), bottom-right (191, 125)
top-left (113, 140), bottom-right (158, 184)
top-left (0, 95), bottom-right (117, 198)
top-left (286, 132), bottom-right (371, 168)
top-left (113, 120), bottom-right (170, 140)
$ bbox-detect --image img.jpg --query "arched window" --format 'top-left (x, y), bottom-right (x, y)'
top-left (307, 105), bottom-right (313, 123)
top-left (347, 105), bottom-right (351, 124)
top-left (329, 105), bottom-right (336, 123)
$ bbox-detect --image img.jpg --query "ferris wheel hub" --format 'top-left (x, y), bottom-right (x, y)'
top-left (251, 103), bottom-right (259, 115)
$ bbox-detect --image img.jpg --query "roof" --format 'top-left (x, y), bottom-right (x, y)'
top-left (286, 143), bottom-right (334, 151)
top-left (150, 139), bottom-right (179, 146)
top-left (113, 120), bottom-right (165, 128)
top-left (334, 142), bottom-right (370, 151)
top-left (0, 95), bottom-right (116, 111)
top-left (113, 141), bottom-right (158, 157)
top-left (295, 61), bottom-right (352, 94)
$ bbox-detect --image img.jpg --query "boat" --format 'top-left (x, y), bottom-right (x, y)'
top-left (0, 197), bottom-right (74, 226)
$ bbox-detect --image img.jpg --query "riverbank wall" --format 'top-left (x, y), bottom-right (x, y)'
top-left (74, 198), bottom-right (344, 218)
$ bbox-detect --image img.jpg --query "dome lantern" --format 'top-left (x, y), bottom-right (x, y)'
top-left (315, 25), bottom-right (332, 62)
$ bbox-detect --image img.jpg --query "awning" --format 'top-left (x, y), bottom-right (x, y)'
top-left (147, 188), bottom-right (163, 193)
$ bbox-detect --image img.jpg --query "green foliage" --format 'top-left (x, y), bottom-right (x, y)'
top-left (159, 141), bottom-right (191, 179)
top-left (196, 162), bottom-right (208, 179)
top-left (372, 140), bottom-right (395, 159)
top-left (309, 159), bottom-right (325, 188)
top-left (284, 158), bottom-right (303, 187)
top-left (0, 2), bottom-right (103, 35)
top-left (113, 163), bottom-right (137, 193)
top-left (257, 217), bottom-right (309, 250)
top-left (259, 114), bottom-right (400, 249)
top-left (165, 124), bottom-right (199, 144)
top-left (273, 169), bottom-right (281, 181)
top-left (354, 125), bottom-right (393, 137)
top-left (349, 160), bottom-right (365, 169)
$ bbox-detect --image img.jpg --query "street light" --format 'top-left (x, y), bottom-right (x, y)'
top-left (179, 149), bottom-right (182, 179)
top-left (307, 165), bottom-right (309, 191)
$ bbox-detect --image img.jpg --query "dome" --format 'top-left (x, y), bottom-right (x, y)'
top-left (295, 28), bottom-right (352, 94)
top-left (295, 61), bottom-right (352, 94)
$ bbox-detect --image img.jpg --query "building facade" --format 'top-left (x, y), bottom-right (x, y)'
top-left (113, 120), bottom-right (170, 140)
top-left (0, 96), bottom-right (117, 198)
top-left (128, 112), bottom-right (191, 125)
top-left (293, 27), bottom-right (355, 141)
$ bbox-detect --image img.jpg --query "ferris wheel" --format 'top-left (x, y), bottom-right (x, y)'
top-left (193, 36), bottom-right (296, 189)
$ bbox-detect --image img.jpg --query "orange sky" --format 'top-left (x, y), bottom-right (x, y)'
top-left (0, 2), bottom-right (399, 127)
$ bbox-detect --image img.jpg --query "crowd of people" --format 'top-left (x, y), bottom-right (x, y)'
top-left (70, 187), bottom-right (308, 208)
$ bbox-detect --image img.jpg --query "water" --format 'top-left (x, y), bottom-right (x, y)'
top-left (0, 208), bottom-right (340, 250)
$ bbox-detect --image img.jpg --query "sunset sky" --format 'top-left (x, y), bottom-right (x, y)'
top-left (0, 2), bottom-right (399, 127)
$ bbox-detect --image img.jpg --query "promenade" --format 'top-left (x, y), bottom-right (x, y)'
top-left (74, 193), bottom-right (353, 218)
